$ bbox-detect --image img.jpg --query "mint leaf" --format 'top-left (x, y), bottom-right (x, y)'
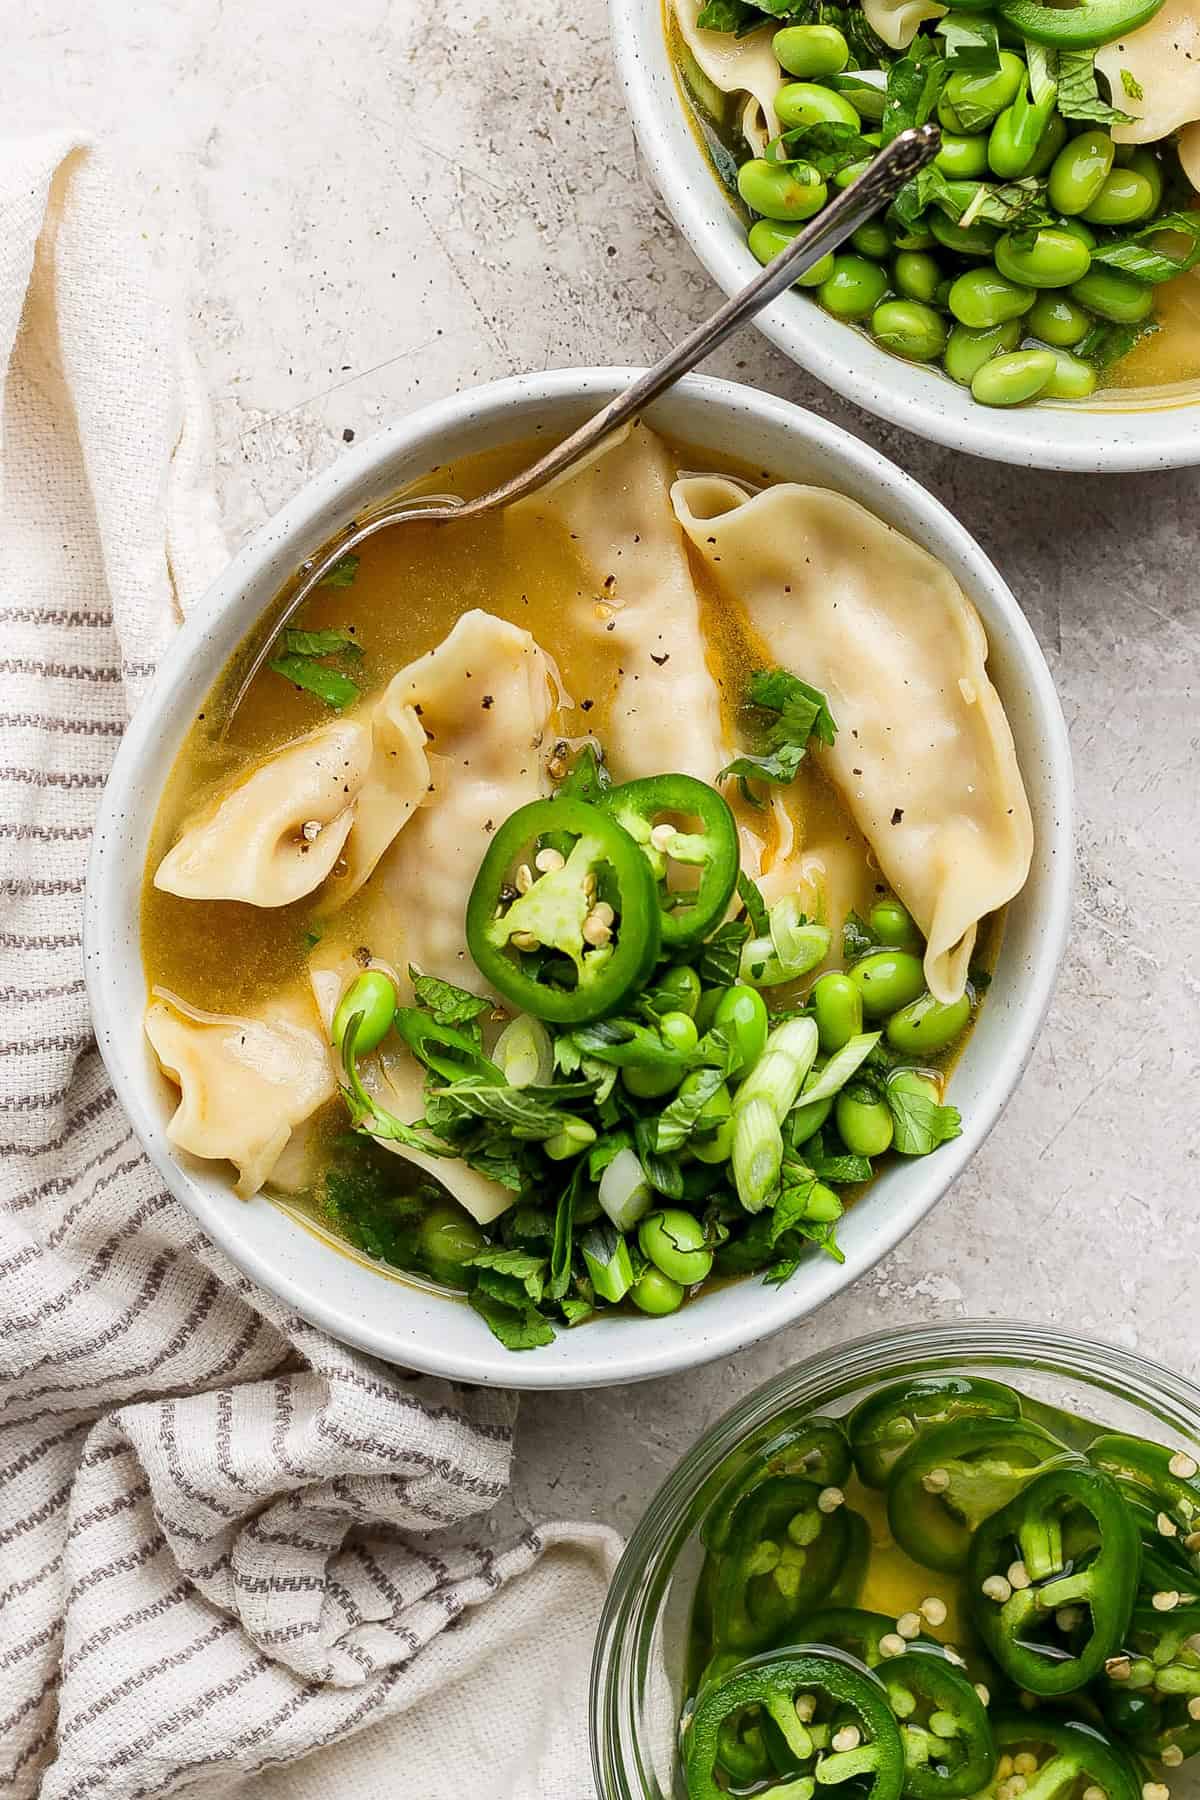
top-left (886, 1074), bottom-right (962, 1156)
top-left (408, 967), bottom-right (490, 1027)
top-left (468, 1287), bottom-right (555, 1350)
top-left (320, 553), bottom-right (360, 588)
top-left (1076, 317), bottom-right (1159, 371)
top-left (936, 12), bottom-right (1000, 69)
top-left (774, 121), bottom-right (877, 177)
top-left (719, 668), bottom-right (837, 791)
top-left (698, 919), bottom-right (750, 987)
top-left (842, 910), bottom-right (873, 963)
top-left (268, 653), bottom-right (361, 711)
top-left (737, 870), bottom-right (769, 937)
top-left (653, 1066), bottom-right (726, 1153)
top-left (958, 176), bottom-right (1052, 230)
top-left (1091, 213), bottom-right (1200, 285)
top-left (882, 38), bottom-right (948, 145)
top-left (468, 1248), bottom-right (547, 1304)
top-left (1056, 48), bottom-right (1134, 125)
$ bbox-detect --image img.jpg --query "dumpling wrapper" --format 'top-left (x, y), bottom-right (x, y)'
top-left (862, 0), bottom-right (947, 49)
top-left (671, 477), bottom-right (1033, 1003)
top-left (317, 675), bottom-right (430, 909)
top-left (1096, 0), bottom-right (1200, 149)
top-left (378, 608), bottom-right (557, 995)
top-left (146, 986), bottom-right (336, 1197)
top-left (672, 0), bottom-right (783, 154)
top-left (309, 948), bottom-right (514, 1227)
top-left (1180, 120), bottom-right (1200, 191)
top-left (154, 719), bottom-right (370, 907)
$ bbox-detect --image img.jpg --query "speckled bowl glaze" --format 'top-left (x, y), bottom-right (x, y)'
top-left (85, 369), bottom-right (1072, 1391)
top-left (610, 0), bottom-right (1200, 472)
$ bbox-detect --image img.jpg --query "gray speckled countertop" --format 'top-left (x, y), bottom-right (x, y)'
top-left (13, 0), bottom-right (1198, 1537)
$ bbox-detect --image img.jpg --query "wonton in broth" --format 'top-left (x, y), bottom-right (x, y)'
top-left (142, 426), bottom-right (1032, 1350)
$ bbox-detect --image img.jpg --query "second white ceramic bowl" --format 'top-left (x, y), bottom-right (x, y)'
top-left (610, 0), bottom-right (1200, 472)
top-left (85, 369), bottom-right (1072, 1390)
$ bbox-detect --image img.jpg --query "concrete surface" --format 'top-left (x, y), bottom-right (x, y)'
top-left (11, 0), bottom-right (1199, 1540)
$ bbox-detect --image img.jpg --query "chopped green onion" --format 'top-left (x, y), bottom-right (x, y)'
top-left (736, 1018), bottom-right (820, 1118)
top-left (733, 1096), bottom-right (784, 1215)
top-left (493, 1014), bottom-right (554, 1089)
top-left (581, 1224), bottom-right (635, 1303)
top-left (793, 1032), bottom-right (882, 1108)
top-left (598, 1147), bottom-right (655, 1233)
top-left (543, 1117), bottom-right (597, 1161)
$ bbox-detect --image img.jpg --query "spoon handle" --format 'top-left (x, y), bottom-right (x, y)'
top-left (465, 123), bottom-right (942, 517)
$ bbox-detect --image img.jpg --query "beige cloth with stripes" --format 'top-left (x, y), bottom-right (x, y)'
top-left (0, 133), bottom-right (620, 1799)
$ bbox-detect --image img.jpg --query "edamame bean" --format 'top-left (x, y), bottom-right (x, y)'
top-left (938, 53), bottom-right (1024, 134)
top-left (835, 1087), bottom-right (894, 1158)
top-left (776, 81), bottom-right (861, 131)
top-left (332, 969), bottom-right (397, 1056)
top-left (885, 990), bottom-right (972, 1055)
top-left (869, 897), bottom-right (923, 952)
top-left (747, 220), bottom-right (836, 288)
top-left (812, 971), bottom-right (864, 1055)
top-left (690, 1081), bottom-right (735, 1164)
top-left (1082, 168), bottom-right (1157, 226)
top-left (660, 1011), bottom-right (698, 1055)
top-left (942, 319), bottom-right (1022, 385)
top-left (891, 223), bottom-right (937, 251)
top-left (1042, 347), bottom-right (1099, 400)
top-left (1026, 291), bottom-right (1091, 347)
top-left (650, 965), bottom-right (702, 1018)
top-left (819, 254), bottom-right (889, 320)
top-left (695, 985), bottom-right (725, 1034)
top-left (1125, 147), bottom-right (1164, 214)
top-left (1027, 111), bottom-right (1069, 178)
top-left (737, 158), bottom-right (827, 222)
top-left (789, 1091), bottom-right (834, 1145)
top-left (639, 1209), bottom-right (713, 1285)
top-left (630, 1267), bottom-right (685, 1315)
top-left (834, 157), bottom-right (873, 191)
top-left (893, 250), bottom-right (943, 304)
top-left (1048, 129), bottom-right (1115, 216)
top-left (713, 985), bottom-right (769, 1074)
top-left (935, 132), bottom-right (990, 179)
top-left (419, 1205), bottom-right (487, 1288)
top-left (948, 267), bottom-right (1036, 329)
top-left (994, 226), bottom-right (1092, 289)
top-left (848, 950), bottom-right (926, 1019)
top-left (773, 23), bottom-right (850, 77)
top-left (929, 210), bottom-right (1000, 258)
top-left (871, 299), bottom-right (948, 362)
top-left (970, 347), bottom-right (1057, 406)
top-left (852, 219), bottom-right (891, 261)
top-left (1059, 217), bottom-right (1097, 249)
top-left (1069, 267), bottom-right (1155, 324)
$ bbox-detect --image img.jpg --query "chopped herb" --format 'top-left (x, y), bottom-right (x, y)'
top-left (1091, 212), bottom-right (1200, 285)
top-left (718, 668), bottom-right (837, 791)
top-left (886, 1075), bottom-right (962, 1156)
top-left (699, 918), bottom-right (751, 987)
top-left (1120, 68), bottom-right (1144, 101)
top-left (842, 910), bottom-right (874, 963)
top-left (282, 626), bottom-right (363, 659)
top-left (1055, 47), bottom-right (1134, 125)
top-left (267, 653), bottom-right (361, 712)
top-left (320, 553), bottom-right (360, 588)
top-left (737, 870), bottom-right (770, 937)
top-left (936, 12), bottom-right (1001, 70)
top-left (409, 967), bottom-right (490, 1027)
top-left (774, 121), bottom-right (878, 177)
top-left (468, 1286), bottom-right (556, 1351)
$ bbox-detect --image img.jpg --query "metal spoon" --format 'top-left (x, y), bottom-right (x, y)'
top-left (227, 124), bottom-right (940, 723)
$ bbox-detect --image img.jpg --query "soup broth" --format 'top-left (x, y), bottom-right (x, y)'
top-left (141, 428), bottom-right (1027, 1348)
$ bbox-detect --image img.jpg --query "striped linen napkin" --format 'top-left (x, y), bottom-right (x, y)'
top-left (0, 131), bottom-right (618, 1800)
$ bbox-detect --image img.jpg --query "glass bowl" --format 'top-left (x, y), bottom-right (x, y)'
top-left (590, 1321), bottom-right (1200, 1798)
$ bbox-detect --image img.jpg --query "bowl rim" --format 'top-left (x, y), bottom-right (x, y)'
top-left (608, 0), bottom-right (1200, 474)
top-left (85, 365), bottom-right (1073, 1390)
top-left (588, 1318), bottom-right (1200, 1799)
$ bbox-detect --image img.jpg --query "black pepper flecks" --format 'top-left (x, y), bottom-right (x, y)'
top-left (891, 808), bottom-right (904, 825)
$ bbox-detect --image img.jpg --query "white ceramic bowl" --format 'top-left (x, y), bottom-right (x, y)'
top-left (609, 0), bottom-right (1200, 472)
top-left (85, 369), bottom-right (1072, 1390)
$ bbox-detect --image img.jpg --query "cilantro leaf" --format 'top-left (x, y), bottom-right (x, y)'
top-left (282, 626), bottom-right (363, 659)
top-left (320, 553), bottom-right (360, 588)
top-left (468, 1286), bottom-right (555, 1351)
top-left (267, 653), bottom-right (361, 711)
top-left (718, 668), bottom-right (837, 791)
top-left (560, 1296), bottom-right (594, 1327)
top-left (886, 1074), bottom-right (962, 1156)
top-left (408, 967), bottom-right (490, 1027)
top-left (468, 1248), bottom-right (547, 1304)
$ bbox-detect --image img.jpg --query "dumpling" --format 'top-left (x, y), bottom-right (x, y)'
top-left (672, 0), bottom-right (783, 154)
top-left (378, 609), bottom-right (557, 993)
top-left (154, 719), bottom-right (371, 906)
top-left (309, 947), bottom-right (514, 1226)
top-left (318, 676), bottom-right (430, 909)
top-left (145, 986), bottom-right (336, 1197)
top-left (1180, 120), bottom-right (1200, 191)
top-left (514, 424), bottom-right (728, 786)
top-left (862, 0), bottom-right (947, 50)
top-left (1096, 0), bottom-right (1200, 148)
top-left (671, 477), bottom-right (1033, 1003)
